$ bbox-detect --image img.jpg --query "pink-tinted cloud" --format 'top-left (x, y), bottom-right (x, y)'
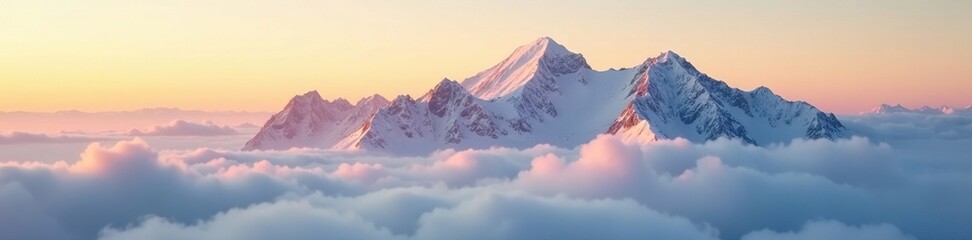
top-left (406, 149), bottom-right (525, 187)
top-left (233, 122), bottom-right (261, 128)
top-left (0, 131), bottom-right (109, 144)
top-left (0, 139), bottom-right (335, 239)
top-left (128, 120), bottom-right (238, 136)
top-left (100, 201), bottom-right (406, 240)
top-left (515, 135), bottom-right (647, 199)
top-left (333, 163), bottom-right (387, 183)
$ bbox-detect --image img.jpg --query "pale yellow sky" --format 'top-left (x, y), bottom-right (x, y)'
top-left (1, 0), bottom-right (970, 113)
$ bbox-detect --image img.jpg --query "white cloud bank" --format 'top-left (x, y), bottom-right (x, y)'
top-left (101, 193), bottom-right (720, 240)
top-left (1, 113), bottom-right (970, 240)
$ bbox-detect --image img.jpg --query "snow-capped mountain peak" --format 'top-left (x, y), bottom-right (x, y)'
top-left (869, 104), bottom-right (910, 114)
top-left (532, 36), bottom-right (574, 57)
top-left (287, 91), bottom-right (325, 109)
top-left (274, 91), bottom-right (350, 129)
top-left (242, 91), bottom-right (390, 151)
top-left (356, 94), bottom-right (388, 106)
top-left (461, 37), bottom-right (590, 100)
top-left (610, 50), bottom-right (847, 145)
top-left (657, 50), bottom-right (686, 63)
top-left (640, 50), bottom-right (684, 66)
top-left (421, 78), bottom-right (465, 100)
top-left (424, 79), bottom-right (475, 117)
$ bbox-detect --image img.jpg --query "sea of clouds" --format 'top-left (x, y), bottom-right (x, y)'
top-left (0, 119), bottom-right (259, 163)
top-left (1, 112), bottom-right (970, 239)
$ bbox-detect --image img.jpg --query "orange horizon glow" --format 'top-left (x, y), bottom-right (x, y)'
top-left (2, 1), bottom-right (971, 114)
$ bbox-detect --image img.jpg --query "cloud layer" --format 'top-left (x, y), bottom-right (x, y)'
top-left (0, 108), bottom-right (269, 133)
top-left (1, 113), bottom-right (970, 239)
top-left (128, 120), bottom-right (239, 136)
top-left (0, 131), bottom-right (108, 144)
top-left (841, 112), bottom-right (972, 141)
top-left (741, 220), bottom-right (915, 240)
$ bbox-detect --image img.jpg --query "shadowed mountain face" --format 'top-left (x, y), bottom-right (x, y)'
top-left (246, 37), bottom-right (847, 154)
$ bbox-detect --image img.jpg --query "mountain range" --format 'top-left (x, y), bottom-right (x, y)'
top-left (867, 104), bottom-right (972, 115)
top-left (244, 37), bottom-right (847, 154)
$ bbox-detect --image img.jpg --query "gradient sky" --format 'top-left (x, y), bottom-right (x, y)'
top-left (1, 0), bottom-right (970, 113)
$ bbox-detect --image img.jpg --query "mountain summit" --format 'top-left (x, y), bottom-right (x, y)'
top-left (243, 91), bottom-right (388, 150)
top-left (245, 37), bottom-right (848, 154)
top-left (461, 37), bottom-right (591, 100)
